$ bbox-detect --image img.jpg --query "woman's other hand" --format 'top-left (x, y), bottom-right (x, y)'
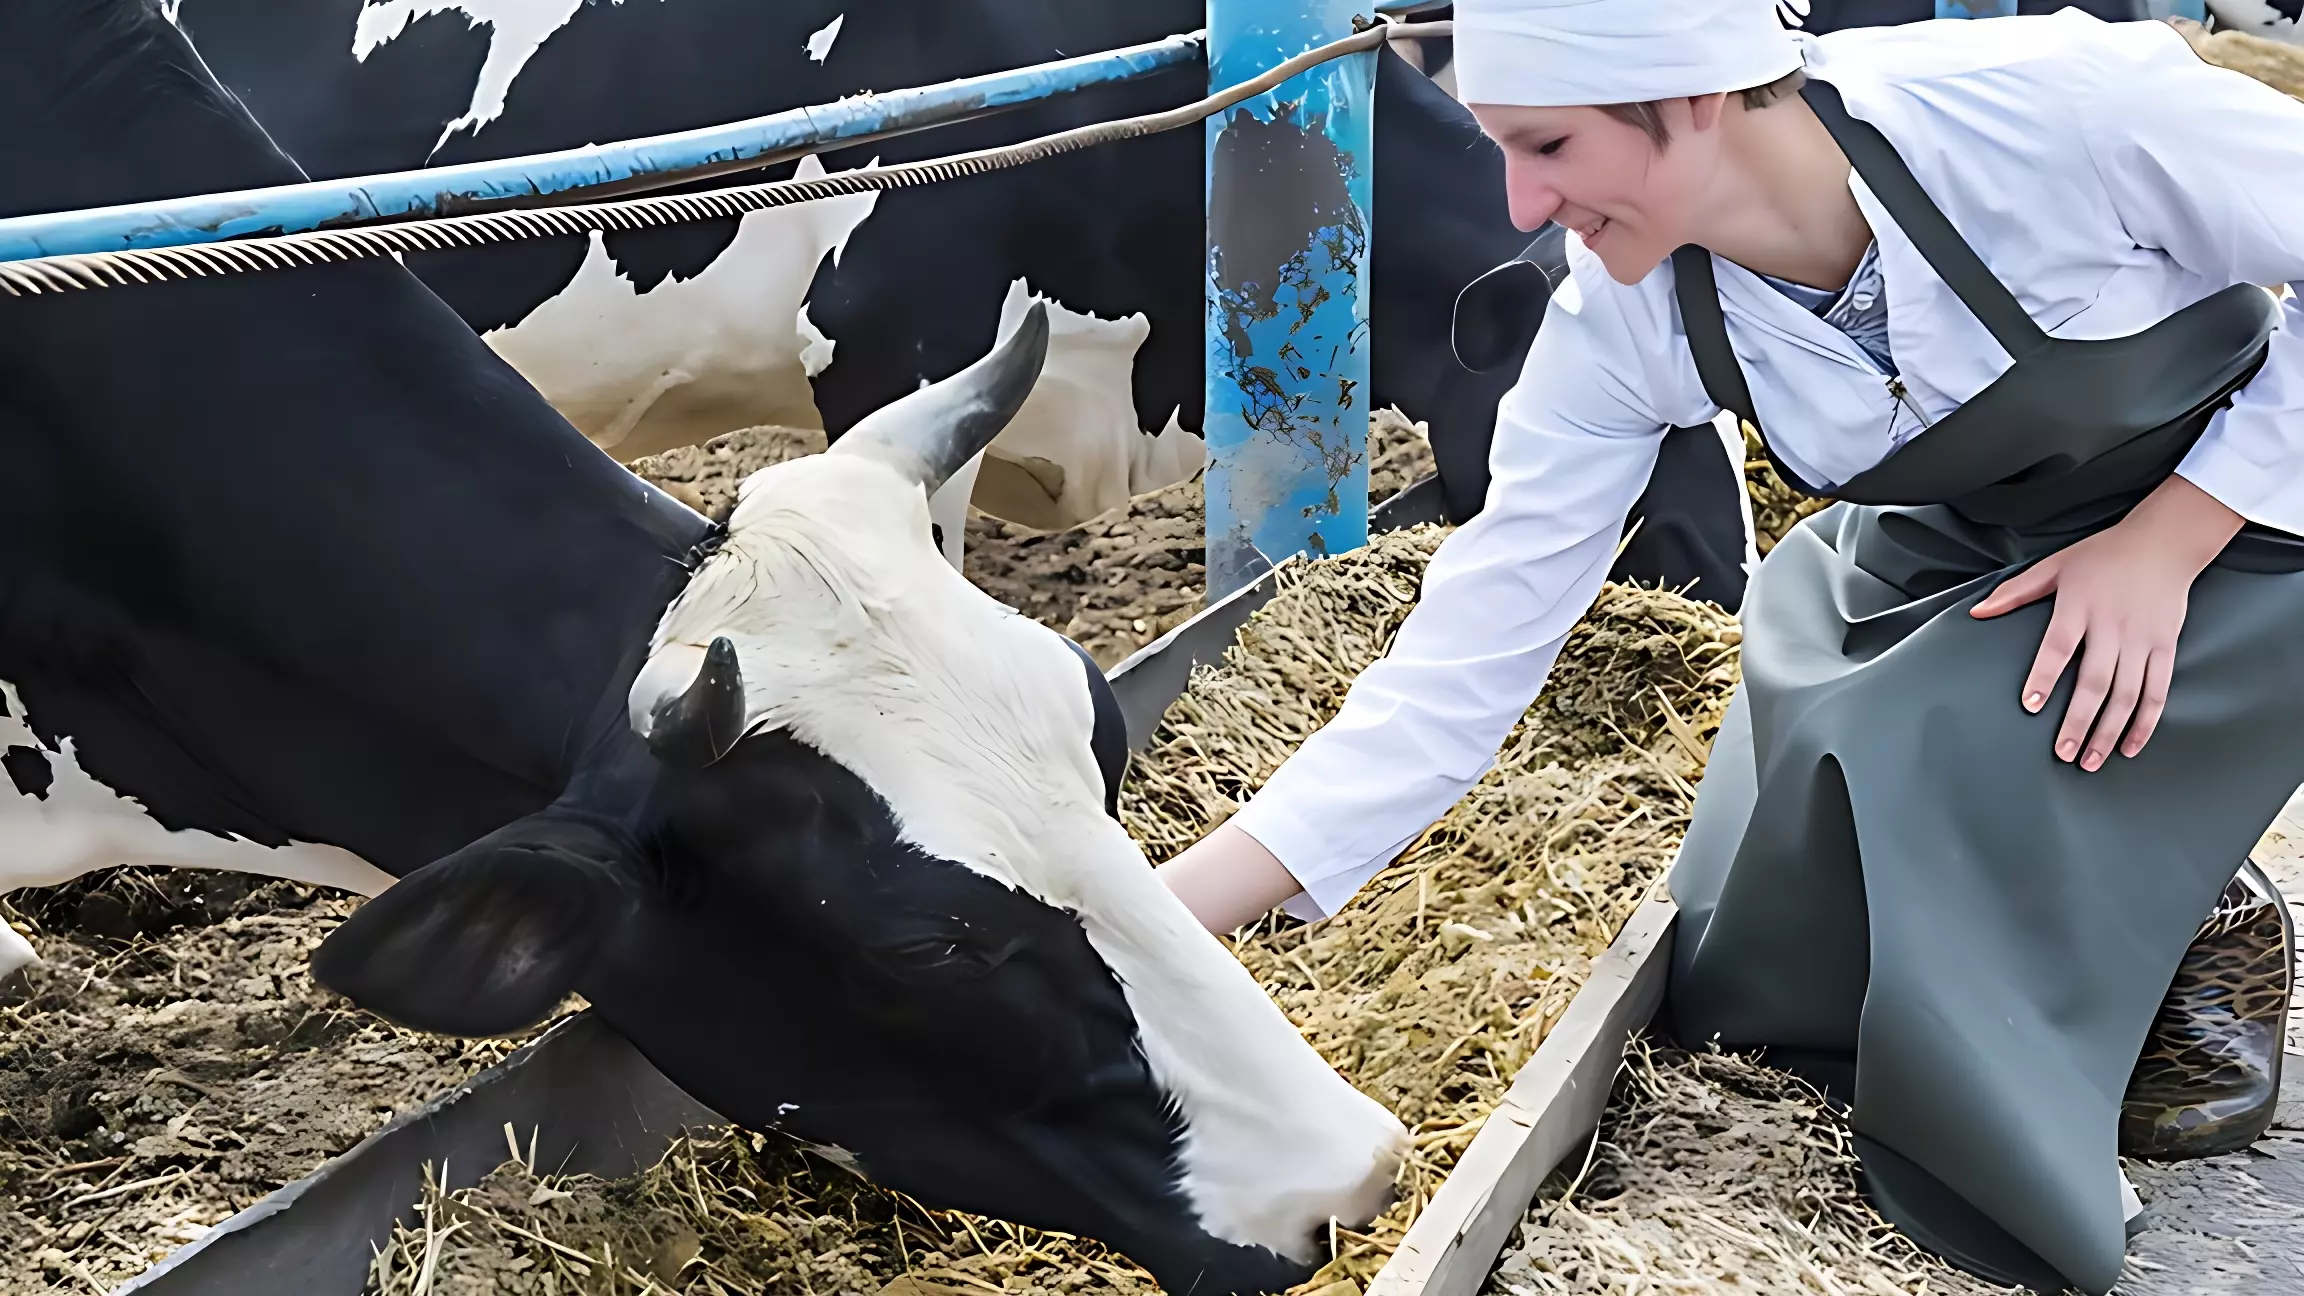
top-left (1970, 473), bottom-right (2244, 771)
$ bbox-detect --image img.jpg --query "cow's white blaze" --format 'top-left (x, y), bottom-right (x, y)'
top-left (351, 0), bottom-right (596, 153)
top-left (971, 280), bottom-right (1205, 533)
top-left (481, 153), bottom-right (883, 464)
top-left (635, 454), bottom-right (1408, 1258)
top-left (0, 681), bottom-right (395, 978)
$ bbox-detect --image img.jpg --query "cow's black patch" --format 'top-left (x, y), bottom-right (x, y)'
top-left (4, 744), bottom-right (54, 800)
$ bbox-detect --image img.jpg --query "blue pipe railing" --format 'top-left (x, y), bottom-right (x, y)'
top-left (0, 31), bottom-right (1204, 264)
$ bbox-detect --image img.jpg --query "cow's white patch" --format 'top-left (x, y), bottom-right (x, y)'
top-left (0, 680), bottom-right (397, 975)
top-left (637, 453), bottom-right (1407, 1261)
top-left (967, 280), bottom-right (1205, 533)
top-left (351, 0), bottom-right (599, 153)
top-left (804, 13), bottom-right (844, 63)
top-left (795, 304), bottom-right (837, 378)
top-left (481, 153), bottom-right (883, 465)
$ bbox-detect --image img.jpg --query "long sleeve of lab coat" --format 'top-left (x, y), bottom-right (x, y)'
top-left (2082, 28), bottom-right (2304, 534)
top-left (1225, 264), bottom-right (1672, 920)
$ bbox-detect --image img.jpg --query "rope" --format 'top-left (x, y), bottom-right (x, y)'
top-left (0, 20), bottom-right (1450, 298)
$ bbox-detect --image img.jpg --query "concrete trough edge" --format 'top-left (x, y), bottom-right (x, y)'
top-left (113, 472), bottom-right (1450, 1295)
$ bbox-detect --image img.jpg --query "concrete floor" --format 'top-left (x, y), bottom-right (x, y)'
top-left (2111, 793), bottom-right (2304, 1295)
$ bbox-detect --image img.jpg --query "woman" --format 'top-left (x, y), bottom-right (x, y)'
top-left (1157, 3), bottom-right (2304, 1292)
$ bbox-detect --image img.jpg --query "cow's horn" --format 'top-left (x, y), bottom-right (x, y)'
top-left (646, 637), bottom-right (747, 768)
top-left (833, 300), bottom-right (1050, 496)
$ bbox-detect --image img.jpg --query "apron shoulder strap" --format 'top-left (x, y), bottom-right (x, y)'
top-left (1798, 78), bottom-right (2048, 362)
top-left (1674, 245), bottom-right (1756, 427)
top-left (1673, 244), bottom-right (1827, 497)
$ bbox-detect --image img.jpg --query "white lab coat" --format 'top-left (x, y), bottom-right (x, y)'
top-left (1230, 11), bottom-right (2304, 921)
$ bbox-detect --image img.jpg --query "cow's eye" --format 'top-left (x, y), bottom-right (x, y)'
top-left (865, 930), bottom-right (1026, 983)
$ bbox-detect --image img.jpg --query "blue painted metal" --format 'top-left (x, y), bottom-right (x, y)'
top-left (1203, 0), bottom-right (1377, 598)
top-left (1934, 0), bottom-right (2018, 15)
top-left (0, 32), bottom-right (1204, 264)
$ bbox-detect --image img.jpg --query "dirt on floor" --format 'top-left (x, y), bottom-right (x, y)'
top-left (0, 879), bottom-right (551, 1293)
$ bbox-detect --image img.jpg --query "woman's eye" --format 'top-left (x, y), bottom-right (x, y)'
top-left (1536, 138), bottom-right (1565, 157)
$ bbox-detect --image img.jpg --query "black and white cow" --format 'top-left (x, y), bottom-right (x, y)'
top-left (0, 3), bottom-right (1404, 1290)
top-left (146, 0), bottom-right (1546, 561)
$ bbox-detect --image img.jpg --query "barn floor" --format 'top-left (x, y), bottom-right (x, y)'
top-left (2112, 804), bottom-right (2304, 1295)
top-left (0, 878), bottom-right (546, 1293)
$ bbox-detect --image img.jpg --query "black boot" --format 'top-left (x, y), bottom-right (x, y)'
top-left (2119, 857), bottom-right (2293, 1161)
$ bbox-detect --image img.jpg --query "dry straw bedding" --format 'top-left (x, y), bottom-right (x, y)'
top-left (1488, 1042), bottom-right (2013, 1296)
top-left (361, 524), bottom-right (1748, 1296)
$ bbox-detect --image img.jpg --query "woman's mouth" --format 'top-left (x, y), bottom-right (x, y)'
top-left (1578, 217), bottom-right (1609, 245)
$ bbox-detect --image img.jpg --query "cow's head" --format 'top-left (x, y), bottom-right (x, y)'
top-left (312, 302), bottom-right (1407, 1294)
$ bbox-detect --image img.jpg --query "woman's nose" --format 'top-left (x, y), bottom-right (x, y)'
top-left (1502, 157), bottom-right (1563, 234)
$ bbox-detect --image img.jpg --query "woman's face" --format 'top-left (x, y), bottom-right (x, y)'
top-left (1470, 99), bottom-right (1721, 285)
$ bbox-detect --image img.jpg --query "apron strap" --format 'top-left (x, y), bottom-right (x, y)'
top-left (1798, 78), bottom-right (2049, 362)
top-left (1673, 244), bottom-right (1828, 497)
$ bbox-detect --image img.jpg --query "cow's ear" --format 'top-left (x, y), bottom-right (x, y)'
top-left (311, 813), bottom-right (638, 1038)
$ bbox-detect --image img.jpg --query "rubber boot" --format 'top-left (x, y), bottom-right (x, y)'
top-left (2119, 856), bottom-right (2293, 1161)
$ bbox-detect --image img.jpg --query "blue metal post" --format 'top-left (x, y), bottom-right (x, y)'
top-left (1204, 0), bottom-right (1377, 598)
top-left (1933, 0), bottom-right (2017, 17)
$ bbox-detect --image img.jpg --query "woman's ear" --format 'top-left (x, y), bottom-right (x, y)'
top-left (1691, 92), bottom-right (1730, 134)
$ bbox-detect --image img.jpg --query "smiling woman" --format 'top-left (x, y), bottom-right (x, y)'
top-left (1155, 2), bottom-right (2304, 1293)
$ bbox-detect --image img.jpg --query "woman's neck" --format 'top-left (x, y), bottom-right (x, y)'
top-left (1693, 94), bottom-right (1873, 292)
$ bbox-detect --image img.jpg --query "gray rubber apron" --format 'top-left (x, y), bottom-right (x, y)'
top-left (1663, 77), bottom-right (2304, 1296)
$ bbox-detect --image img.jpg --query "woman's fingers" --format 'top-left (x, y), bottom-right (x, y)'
top-left (2021, 598), bottom-right (2086, 715)
top-left (2121, 648), bottom-right (2176, 759)
top-left (2055, 626), bottom-right (2118, 763)
top-left (1973, 557), bottom-right (2058, 619)
top-left (2081, 642), bottom-right (2149, 772)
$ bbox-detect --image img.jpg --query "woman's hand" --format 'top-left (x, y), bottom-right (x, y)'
top-left (1970, 473), bottom-right (2243, 771)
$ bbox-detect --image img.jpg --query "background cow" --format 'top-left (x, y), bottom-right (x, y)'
top-left (157, 0), bottom-right (1540, 553)
top-left (0, 3), bottom-right (1405, 1290)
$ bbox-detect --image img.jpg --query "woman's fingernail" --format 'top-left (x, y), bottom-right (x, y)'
top-left (2057, 739), bottom-right (2079, 761)
top-left (2082, 749), bottom-right (2104, 771)
top-left (2024, 692), bottom-right (2045, 712)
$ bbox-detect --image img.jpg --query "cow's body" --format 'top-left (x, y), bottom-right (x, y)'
top-left (158, 0), bottom-right (1539, 541)
top-left (0, 4), bottom-right (1405, 1289)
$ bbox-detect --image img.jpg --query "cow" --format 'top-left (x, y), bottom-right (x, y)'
top-left (152, 0), bottom-right (1543, 562)
top-left (0, 3), bottom-right (1407, 1291)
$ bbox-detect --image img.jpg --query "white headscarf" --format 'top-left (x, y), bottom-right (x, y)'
top-left (1452, 0), bottom-right (1806, 108)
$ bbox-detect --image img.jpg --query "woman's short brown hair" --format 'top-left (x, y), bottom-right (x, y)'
top-left (1597, 68), bottom-right (1808, 147)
